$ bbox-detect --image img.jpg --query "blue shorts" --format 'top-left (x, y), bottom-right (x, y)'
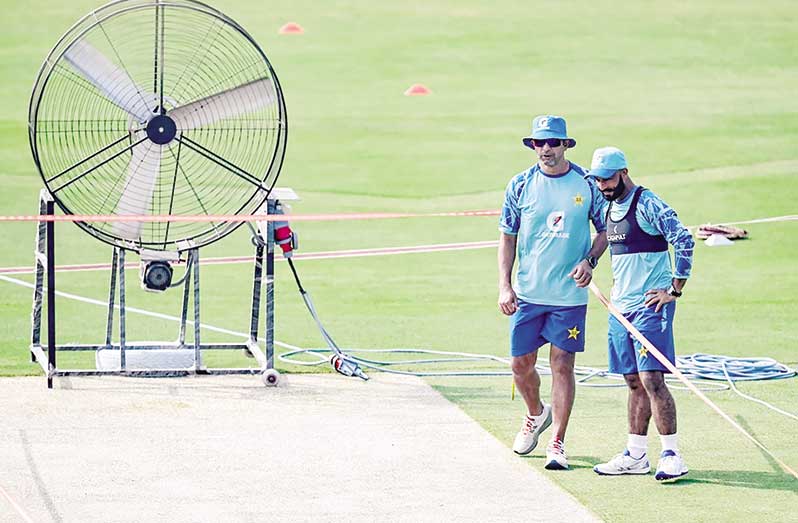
top-left (608, 301), bottom-right (676, 375)
top-left (509, 301), bottom-right (587, 357)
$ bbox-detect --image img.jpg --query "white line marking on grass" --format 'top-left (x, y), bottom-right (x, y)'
top-left (0, 274), bottom-right (301, 352)
top-left (683, 214), bottom-right (798, 230)
top-left (726, 215), bottom-right (798, 226)
top-left (0, 240), bottom-right (499, 275)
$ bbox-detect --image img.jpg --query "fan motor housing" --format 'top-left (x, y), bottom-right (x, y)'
top-left (146, 114), bottom-right (177, 145)
top-left (141, 260), bottom-right (173, 292)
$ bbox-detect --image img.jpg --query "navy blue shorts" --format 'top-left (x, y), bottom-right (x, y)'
top-left (509, 300), bottom-right (587, 357)
top-left (608, 301), bottom-right (676, 375)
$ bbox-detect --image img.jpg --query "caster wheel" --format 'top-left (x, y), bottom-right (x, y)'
top-left (261, 368), bottom-right (280, 387)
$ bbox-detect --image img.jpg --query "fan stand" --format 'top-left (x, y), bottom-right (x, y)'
top-left (29, 189), bottom-right (290, 389)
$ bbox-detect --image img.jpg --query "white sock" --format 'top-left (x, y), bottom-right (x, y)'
top-left (660, 433), bottom-right (679, 453)
top-left (627, 434), bottom-right (648, 459)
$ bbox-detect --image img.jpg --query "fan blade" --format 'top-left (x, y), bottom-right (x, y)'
top-left (112, 136), bottom-right (162, 240)
top-left (63, 40), bottom-right (155, 122)
top-left (170, 78), bottom-right (276, 131)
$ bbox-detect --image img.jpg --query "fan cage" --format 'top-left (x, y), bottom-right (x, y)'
top-left (29, 0), bottom-right (287, 252)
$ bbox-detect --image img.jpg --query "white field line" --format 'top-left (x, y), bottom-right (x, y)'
top-left (0, 240), bottom-right (501, 350)
top-left (0, 240), bottom-right (499, 275)
top-left (0, 274), bottom-right (302, 352)
top-left (688, 215), bottom-right (798, 228)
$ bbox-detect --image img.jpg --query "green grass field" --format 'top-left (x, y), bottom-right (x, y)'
top-left (1, 0), bottom-right (797, 521)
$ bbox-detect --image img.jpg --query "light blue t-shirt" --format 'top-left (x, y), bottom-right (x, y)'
top-left (608, 187), bottom-right (695, 313)
top-left (499, 163), bottom-right (606, 306)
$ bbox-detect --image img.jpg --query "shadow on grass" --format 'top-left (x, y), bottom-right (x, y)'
top-left (518, 453), bottom-right (797, 491)
top-left (663, 469), bottom-right (798, 493)
top-left (516, 454), bottom-right (603, 471)
top-left (662, 414), bottom-right (798, 493)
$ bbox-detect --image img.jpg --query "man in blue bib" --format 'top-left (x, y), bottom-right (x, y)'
top-left (588, 146), bottom-right (695, 481)
top-left (499, 115), bottom-right (608, 470)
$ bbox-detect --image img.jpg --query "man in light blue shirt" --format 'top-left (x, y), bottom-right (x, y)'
top-left (587, 146), bottom-right (695, 481)
top-left (498, 115), bottom-right (608, 470)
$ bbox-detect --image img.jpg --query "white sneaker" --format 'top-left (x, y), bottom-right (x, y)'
top-left (594, 450), bottom-right (651, 475)
top-left (544, 438), bottom-right (568, 470)
top-left (512, 404), bottom-right (552, 455)
top-left (655, 450), bottom-right (689, 481)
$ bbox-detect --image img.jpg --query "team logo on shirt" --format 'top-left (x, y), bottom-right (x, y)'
top-left (573, 193), bottom-right (584, 206)
top-left (607, 223), bottom-right (627, 242)
top-left (543, 211), bottom-right (569, 238)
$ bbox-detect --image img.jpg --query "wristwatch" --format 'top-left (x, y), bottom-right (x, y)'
top-left (667, 285), bottom-right (682, 297)
top-left (585, 255), bottom-right (598, 269)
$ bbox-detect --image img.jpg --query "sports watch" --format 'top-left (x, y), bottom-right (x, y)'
top-left (667, 285), bottom-right (682, 297)
top-left (585, 255), bottom-right (598, 269)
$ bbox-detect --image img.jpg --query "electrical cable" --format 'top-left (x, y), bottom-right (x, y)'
top-left (678, 353), bottom-right (798, 419)
top-left (677, 353), bottom-right (795, 381)
top-left (279, 347), bottom-right (791, 394)
top-left (286, 257), bottom-right (368, 380)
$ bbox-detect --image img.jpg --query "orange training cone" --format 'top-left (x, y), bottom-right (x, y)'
top-left (404, 83), bottom-right (431, 96)
top-left (279, 22), bottom-right (304, 34)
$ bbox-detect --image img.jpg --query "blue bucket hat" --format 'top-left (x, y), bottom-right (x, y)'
top-left (588, 146), bottom-right (627, 179)
top-left (522, 115), bottom-right (577, 149)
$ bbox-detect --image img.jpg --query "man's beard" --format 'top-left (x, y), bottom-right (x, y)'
top-left (602, 178), bottom-right (626, 201)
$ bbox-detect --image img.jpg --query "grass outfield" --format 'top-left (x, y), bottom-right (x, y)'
top-left (1, 0), bottom-right (797, 521)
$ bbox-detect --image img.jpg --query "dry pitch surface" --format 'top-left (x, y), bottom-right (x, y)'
top-left (0, 373), bottom-right (599, 522)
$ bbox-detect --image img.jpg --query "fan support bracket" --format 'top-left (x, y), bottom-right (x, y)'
top-left (28, 189), bottom-right (292, 388)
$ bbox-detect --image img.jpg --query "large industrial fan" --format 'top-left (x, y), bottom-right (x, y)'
top-left (30, 0), bottom-right (286, 251)
top-left (27, 0), bottom-right (290, 388)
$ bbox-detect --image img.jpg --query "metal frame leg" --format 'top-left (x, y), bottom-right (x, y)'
top-left (249, 244), bottom-right (264, 344)
top-left (46, 200), bottom-right (56, 389)
top-left (178, 253), bottom-right (192, 348)
top-left (192, 249), bottom-right (202, 370)
top-left (105, 249), bottom-right (119, 348)
top-left (30, 193), bottom-right (48, 362)
top-left (265, 200), bottom-right (276, 370)
top-left (119, 249), bottom-right (127, 372)
top-left (265, 233), bottom-right (274, 370)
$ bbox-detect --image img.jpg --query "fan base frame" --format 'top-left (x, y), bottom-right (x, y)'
top-left (28, 189), bottom-right (285, 388)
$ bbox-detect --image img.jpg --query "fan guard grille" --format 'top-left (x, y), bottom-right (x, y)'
top-left (29, 0), bottom-right (287, 252)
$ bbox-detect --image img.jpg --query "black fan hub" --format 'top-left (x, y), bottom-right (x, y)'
top-left (146, 114), bottom-right (177, 145)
